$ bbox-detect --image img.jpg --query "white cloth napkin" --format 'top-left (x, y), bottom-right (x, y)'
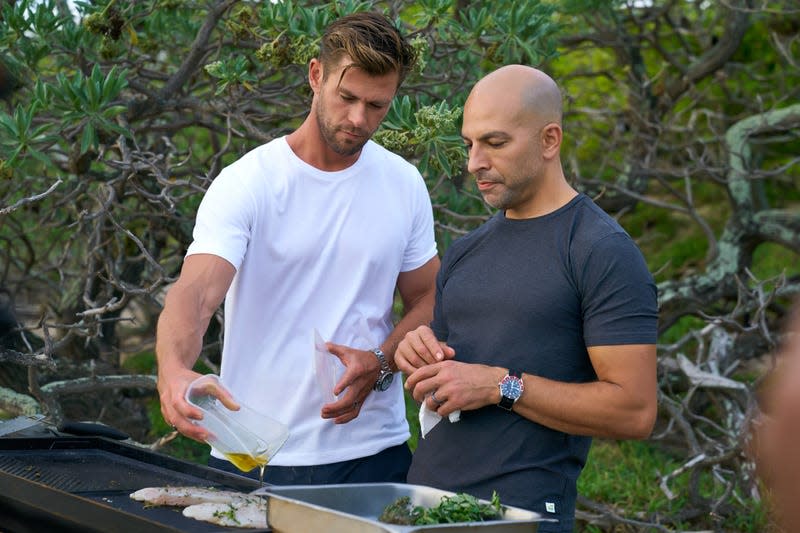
top-left (419, 400), bottom-right (460, 439)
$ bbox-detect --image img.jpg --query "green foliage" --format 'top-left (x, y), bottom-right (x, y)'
top-left (752, 242), bottom-right (800, 281)
top-left (205, 56), bottom-right (258, 95)
top-left (578, 440), bottom-right (770, 532)
top-left (405, 385), bottom-right (420, 452)
top-left (0, 102), bottom-right (57, 167)
top-left (375, 96), bottom-right (464, 181)
top-left (2, 1), bottom-right (798, 531)
top-left (49, 65), bottom-right (129, 153)
top-left (146, 395), bottom-right (210, 464)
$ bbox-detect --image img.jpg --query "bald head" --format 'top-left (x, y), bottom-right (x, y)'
top-left (466, 65), bottom-right (562, 127)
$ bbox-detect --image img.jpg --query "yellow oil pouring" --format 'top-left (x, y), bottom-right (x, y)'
top-left (224, 452), bottom-right (269, 486)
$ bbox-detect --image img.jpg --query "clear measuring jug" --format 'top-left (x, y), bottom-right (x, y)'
top-left (185, 374), bottom-right (289, 473)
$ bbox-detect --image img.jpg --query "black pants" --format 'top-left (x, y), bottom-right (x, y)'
top-left (207, 443), bottom-right (412, 485)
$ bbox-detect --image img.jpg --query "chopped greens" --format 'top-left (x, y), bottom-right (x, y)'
top-left (379, 492), bottom-right (504, 525)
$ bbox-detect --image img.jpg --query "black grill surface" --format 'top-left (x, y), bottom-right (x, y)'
top-left (0, 448), bottom-right (222, 492)
top-left (0, 436), bottom-right (267, 533)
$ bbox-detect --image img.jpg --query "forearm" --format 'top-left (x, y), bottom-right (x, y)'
top-left (511, 373), bottom-right (656, 439)
top-left (156, 254), bottom-right (235, 377)
top-left (383, 257), bottom-right (439, 370)
top-left (155, 303), bottom-right (205, 376)
top-left (381, 290), bottom-right (435, 370)
top-left (155, 283), bottom-right (217, 376)
top-left (407, 346), bottom-right (657, 440)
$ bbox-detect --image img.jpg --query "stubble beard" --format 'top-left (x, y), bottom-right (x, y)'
top-left (315, 102), bottom-right (370, 157)
top-left (476, 171), bottom-right (532, 212)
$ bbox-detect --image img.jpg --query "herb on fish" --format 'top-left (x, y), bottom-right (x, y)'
top-left (212, 503), bottom-right (241, 525)
top-left (379, 492), bottom-right (504, 525)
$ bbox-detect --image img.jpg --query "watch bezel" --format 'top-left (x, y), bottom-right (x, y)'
top-left (498, 370), bottom-right (524, 410)
top-left (374, 371), bottom-right (394, 392)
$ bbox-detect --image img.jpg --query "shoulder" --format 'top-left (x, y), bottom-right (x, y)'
top-left (440, 215), bottom-right (500, 265)
top-left (210, 137), bottom-right (292, 197)
top-left (568, 195), bottom-right (629, 241)
top-left (220, 138), bottom-right (285, 177)
top-left (563, 195), bottom-right (641, 258)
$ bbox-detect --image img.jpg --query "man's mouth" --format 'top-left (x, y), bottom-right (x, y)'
top-left (476, 180), bottom-right (499, 191)
top-left (340, 129), bottom-right (366, 140)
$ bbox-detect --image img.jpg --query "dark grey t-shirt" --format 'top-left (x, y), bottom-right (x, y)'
top-left (407, 194), bottom-right (658, 532)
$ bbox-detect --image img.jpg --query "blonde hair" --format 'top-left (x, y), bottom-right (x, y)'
top-left (319, 12), bottom-right (416, 87)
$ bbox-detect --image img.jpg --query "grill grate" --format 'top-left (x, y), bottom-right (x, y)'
top-left (0, 453), bottom-right (87, 491)
top-left (0, 448), bottom-right (212, 493)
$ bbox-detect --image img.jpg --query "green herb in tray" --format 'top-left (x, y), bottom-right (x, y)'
top-left (379, 492), bottom-right (504, 525)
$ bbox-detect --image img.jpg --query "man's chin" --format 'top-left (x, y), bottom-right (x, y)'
top-left (330, 140), bottom-right (366, 157)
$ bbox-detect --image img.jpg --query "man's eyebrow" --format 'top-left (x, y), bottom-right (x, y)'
top-left (339, 87), bottom-right (391, 107)
top-left (461, 131), bottom-right (511, 142)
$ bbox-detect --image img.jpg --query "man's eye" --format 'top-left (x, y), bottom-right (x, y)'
top-left (488, 141), bottom-right (506, 148)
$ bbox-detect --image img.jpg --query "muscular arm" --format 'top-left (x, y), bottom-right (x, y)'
top-left (405, 339), bottom-right (657, 440)
top-left (511, 344), bottom-right (657, 439)
top-left (383, 256), bottom-right (440, 365)
top-left (156, 254), bottom-right (236, 439)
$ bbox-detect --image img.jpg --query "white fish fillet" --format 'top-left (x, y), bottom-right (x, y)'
top-left (129, 486), bottom-right (249, 507)
top-left (182, 498), bottom-right (268, 528)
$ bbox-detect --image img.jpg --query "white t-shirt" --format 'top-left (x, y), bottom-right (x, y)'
top-left (186, 137), bottom-right (438, 465)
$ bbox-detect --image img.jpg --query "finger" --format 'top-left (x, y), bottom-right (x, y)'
top-left (404, 363), bottom-right (438, 391)
top-left (212, 382), bottom-right (241, 411)
top-left (440, 343), bottom-right (457, 360)
top-left (333, 400), bottom-right (362, 424)
top-left (326, 342), bottom-right (346, 359)
top-left (394, 342), bottom-right (423, 374)
top-left (428, 390), bottom-right (446, 410)
top-left (321, 390), bottom-right (365, 419)
top-left (407, 333), bottom-right (439, 366)
top-left (418, 330), bottom-right (447, 362)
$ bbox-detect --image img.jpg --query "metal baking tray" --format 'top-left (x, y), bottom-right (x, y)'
top-left (254, 482), bottom-right (553, 532)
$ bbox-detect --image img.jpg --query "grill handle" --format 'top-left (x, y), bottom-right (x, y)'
top-left (58, 421), bottom-right (129, 440)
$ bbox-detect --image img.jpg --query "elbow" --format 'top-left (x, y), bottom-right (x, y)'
top-left (626, 404), bottom-right (657, 440)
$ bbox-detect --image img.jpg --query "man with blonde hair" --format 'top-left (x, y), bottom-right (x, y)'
top-left (157, 12), bottom-right (439, 485)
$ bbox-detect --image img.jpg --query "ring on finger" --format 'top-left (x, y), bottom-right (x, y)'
top-left (431, 390), bottom-right (444, 406)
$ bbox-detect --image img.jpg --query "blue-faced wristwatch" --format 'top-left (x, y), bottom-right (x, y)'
top-left (372, 348), bottom-right (394, 392)
top-left (498, 369), bottom-right (524, 410)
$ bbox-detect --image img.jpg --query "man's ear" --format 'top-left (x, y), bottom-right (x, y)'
top-left (309, 58), bottom-right (323, 93)
top-left (541, 123), bottom-right (562, 160)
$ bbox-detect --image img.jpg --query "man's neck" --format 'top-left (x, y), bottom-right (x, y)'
top-left (286, 118), bottom-right (361, 172)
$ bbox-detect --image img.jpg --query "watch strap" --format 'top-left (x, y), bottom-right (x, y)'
top-left (372, 348), bottom-right (392, 391)
top-left (372, 348), bottom-right (391, 373)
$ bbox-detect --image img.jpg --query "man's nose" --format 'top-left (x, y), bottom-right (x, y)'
top-left (348, 103), bottom-right (368, 129)
top-left (467, 145), bottom-right (489, 174)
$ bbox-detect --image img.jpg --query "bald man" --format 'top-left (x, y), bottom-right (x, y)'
top-left (394, 65), bottom-right (658, 531)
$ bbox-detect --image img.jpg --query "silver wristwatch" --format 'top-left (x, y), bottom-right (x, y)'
top-left (371, 348), bottom-right (394, 392)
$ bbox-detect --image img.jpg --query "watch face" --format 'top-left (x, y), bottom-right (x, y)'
top-left (375, 372), bottom-right (394, 391)
top-left (500, 375), bottom-right (523, 399)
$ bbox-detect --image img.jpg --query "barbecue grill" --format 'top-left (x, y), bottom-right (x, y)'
top-left (0, 422), bottom-right (549, 532)
top-left (0, 434), bottom-right (264, 532)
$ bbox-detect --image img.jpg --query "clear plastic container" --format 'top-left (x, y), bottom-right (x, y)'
top-left (185, 374), bottom-right (289, 472)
